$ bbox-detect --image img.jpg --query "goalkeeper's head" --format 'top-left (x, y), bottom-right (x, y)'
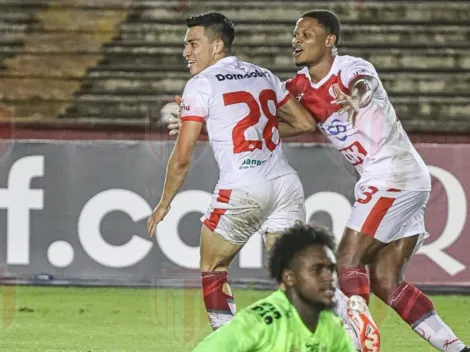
top-left (268, 222), bottom-right (338, 309)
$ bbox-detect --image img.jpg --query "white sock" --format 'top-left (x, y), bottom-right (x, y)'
top-left (412, 311), bottom-right (465, 352)
top-left (334, 289), bottom-right (361, 351)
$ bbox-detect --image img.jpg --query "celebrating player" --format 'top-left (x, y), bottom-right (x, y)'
top-left (285, 9), bottom-right (469, 352)
top-left (192, 223), bottom-right (356, 352)
top-left (147, 12), bottom-right (315, 331)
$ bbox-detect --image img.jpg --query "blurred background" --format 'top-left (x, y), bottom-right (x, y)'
top-left (0, 1), bottom-right (469, 351)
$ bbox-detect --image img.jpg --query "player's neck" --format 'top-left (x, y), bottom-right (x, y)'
top-left (211, 52), bottom-right (230, 66)
top-left (307, 54), bottom-right (335, 84)
top-left (286, 291), bottom-right (320, 332)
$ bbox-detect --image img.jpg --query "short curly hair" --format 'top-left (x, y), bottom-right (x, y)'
top-left (268, 223), bottom-right (337, 284)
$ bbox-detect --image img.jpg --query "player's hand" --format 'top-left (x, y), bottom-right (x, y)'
top-left (331, 83), bottom-right (361, 127)
top-left (161, 95), bottom-right (182, 136)
top-left (147, 203), bottom-right (170, 238)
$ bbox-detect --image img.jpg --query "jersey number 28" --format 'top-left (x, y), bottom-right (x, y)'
top-left (223, 89), bottom-right (279, 154)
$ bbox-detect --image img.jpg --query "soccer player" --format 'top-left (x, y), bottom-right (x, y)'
top-left (146, 12), bottom-right (315, 331)
top-left (286, 10), bottom-right (469, 352)
top-left (192, 223), bottom-right (356, 352)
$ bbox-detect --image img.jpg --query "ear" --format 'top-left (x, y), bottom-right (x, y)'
top-left (281, 269), bottom-right (295, 288)
top-left (213, 39), bottom-right (225, 55)
top-left (325, 34), bottom-right (337, 48)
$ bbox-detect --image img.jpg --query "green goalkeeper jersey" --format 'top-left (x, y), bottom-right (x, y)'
top-left (192, 290), bottom-right (355, 352)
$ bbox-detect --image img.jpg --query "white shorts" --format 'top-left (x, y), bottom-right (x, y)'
top-left (201, 173), bottom-right (306, 244)
top-left (346, 185), bottom-right (430, 246)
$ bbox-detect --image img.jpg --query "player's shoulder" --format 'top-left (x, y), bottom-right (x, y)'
top-left (241, 290), bottom-right (290, 325)
top-left (337, 54), bottom-right (375, 68)
top-left (337, 55), bottom-right (378, 77)
top-left (285, 66), bottom-right (310, 90)
top-left (184, 73), bottom-right (212, 94)
top-left (290, 66), bottom-right (310, 81)
top-left (237, 60), bottom-right (275, 81)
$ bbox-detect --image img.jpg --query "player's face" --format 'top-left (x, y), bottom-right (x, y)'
top-left (292, 245), bottom-right (337, 308)
top-left (292, 17), bottom-right (330, 67)
top-left (183, 26), bottom-right (217, 75)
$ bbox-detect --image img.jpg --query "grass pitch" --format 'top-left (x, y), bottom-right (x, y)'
top-left (0, 286), bottom-right (469, 351)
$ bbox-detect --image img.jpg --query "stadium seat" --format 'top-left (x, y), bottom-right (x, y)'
top-left (0, 0), bottom-right (469, 131)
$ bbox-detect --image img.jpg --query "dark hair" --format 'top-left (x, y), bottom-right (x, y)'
top-left (301, 10), bottom-right (340, 45)
top-left (186, 12), bottom-right (235, 53)
top-left (268, 223), bottom-right (337, 283)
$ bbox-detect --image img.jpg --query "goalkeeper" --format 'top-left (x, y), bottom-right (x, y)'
top-left (192, 223), bottom-right (356, 352)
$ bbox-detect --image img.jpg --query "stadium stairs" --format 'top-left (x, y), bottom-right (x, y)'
top-left (0, 0), bottom-right (470, 133)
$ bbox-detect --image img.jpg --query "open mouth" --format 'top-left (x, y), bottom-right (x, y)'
top-left (187, 60), bottom-right (195, 68)
top-left (293, 48), bottom-right (303, 57)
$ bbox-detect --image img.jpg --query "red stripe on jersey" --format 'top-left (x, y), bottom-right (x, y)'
top-left (277, 93), bottom-right (290, 108)
top-left (361, 197), bottom-right (395, 236)
top-left (387, 188), bottom-right (401, 192)
top-left (181, 115), bottom-right (205, 123)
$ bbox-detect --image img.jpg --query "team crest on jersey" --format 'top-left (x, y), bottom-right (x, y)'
top-left (325, 119), bottom-right (349, 141)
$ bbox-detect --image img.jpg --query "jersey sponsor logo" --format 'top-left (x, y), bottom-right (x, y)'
top-left (240, 158), bottom-right (267, 169)
top-left (339, 141), bottom-right (368, 166)
top-left (251, 302), bottom-right (282, 324)
top-left (215, 70), bottom-right (268, 82)
top-left (325, 119), bottom-right (348, 141)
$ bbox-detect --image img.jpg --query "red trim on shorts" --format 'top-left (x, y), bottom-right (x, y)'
top-left (203, 189), bottom-right (232, 232)
top-left (277, 93), bottom-right (290, 108)
top-left (387, 188), bottom-right (401, 192)
top-left (361, 197), bottom-right (396, 236)
top-left (217, 189), bottom-right (232, 203)
top-left (181, 115), bottom-right (205, 123)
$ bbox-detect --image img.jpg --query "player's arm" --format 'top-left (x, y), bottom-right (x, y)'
top-left (192, 311), bottom-right (265, 352)
top-left (147, 120), bottom-right (202, 236)
top-left (161, 120), bottom-right (202, 205)
top-left (332, 60), bottom-right (381, 126)
top-left (165, 95), bottom-right (208, 136)
top-left (277, 95), bottom-right (316, 137)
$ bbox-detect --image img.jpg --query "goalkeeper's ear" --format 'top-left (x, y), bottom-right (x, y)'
top-left (282, 269), bottom-right (295, 288)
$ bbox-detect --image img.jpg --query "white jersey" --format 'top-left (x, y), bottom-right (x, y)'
top-left (285, 55), bottom-right (431, 191)
top-left (180, 56), bottom-right (296, 188)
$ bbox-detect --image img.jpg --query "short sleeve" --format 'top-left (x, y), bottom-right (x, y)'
top-left (180, 76), bottom-right (211, 123)
top-left (340, 58), bottom-right (379, 88)
top-left (264, 70), bottom-right (290, 108)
